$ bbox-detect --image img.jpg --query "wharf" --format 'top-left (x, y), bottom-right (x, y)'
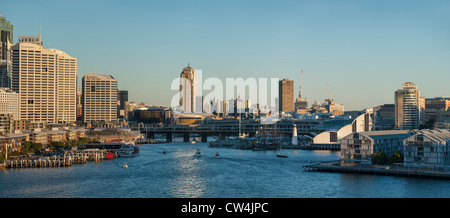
top-left (4, 149), bottom-right (113, 169)
top-left (6, 156), bottom-right (81, 168)
top-left (303, 161), bottom-right (450, 180)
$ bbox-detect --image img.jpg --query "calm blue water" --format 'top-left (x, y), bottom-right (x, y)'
top-left (1, 142), bottom-right (449, 198)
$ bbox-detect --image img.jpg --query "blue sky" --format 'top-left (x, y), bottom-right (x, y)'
top-left (2, 0), bottom-right (450, 110)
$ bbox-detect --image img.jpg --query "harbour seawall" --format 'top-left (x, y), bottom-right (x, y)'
top-left (303, 161), bottom-right (450, 180)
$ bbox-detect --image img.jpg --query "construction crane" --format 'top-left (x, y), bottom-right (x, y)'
top-left (326, 82), bottom-right (334, 100)
top-left (299, 69), bottom-right (303, 100)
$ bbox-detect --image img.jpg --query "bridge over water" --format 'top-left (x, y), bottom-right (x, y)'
top-left (130, 120), bottom-right (323, 142)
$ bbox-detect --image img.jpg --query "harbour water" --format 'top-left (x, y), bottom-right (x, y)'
top-left (1, 142), bottom-right (449, 198)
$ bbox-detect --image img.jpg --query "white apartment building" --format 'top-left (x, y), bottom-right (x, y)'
top-left (0, 87), bottom-right (18, 120)
top-left (82, 74), bottom-right (118, 122)
top-left (11, 36), bottom-right (77, 123)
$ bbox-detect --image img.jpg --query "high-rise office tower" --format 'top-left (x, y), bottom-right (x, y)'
top-left (11, 36), bottom-right (77, 123)
top-left (179, 63), bottom-right (197, 113)
top-left (82, 74), bottom-right (118, 122)
top-left (117, 90), bottom-right (128, 118)
top-left (394, 82), bottom-right (421, 130)
top-left (278, 79), bottom-right (294, 113)
top-left (0, 14), bottom-right (13, 88)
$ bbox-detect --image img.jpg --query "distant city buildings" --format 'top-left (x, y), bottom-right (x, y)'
top-left (323, 98), bottom-right (344, 116)
top-left (394, 82), bottom-right (422, 130)
top-left (82, 74), bottom-right (118, 123)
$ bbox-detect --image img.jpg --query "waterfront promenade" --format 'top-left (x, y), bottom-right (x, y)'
top-left (303, 161), bottom-right (450, 180)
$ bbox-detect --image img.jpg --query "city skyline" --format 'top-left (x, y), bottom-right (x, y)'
top-left (2, 0), bottom-right (450, 110)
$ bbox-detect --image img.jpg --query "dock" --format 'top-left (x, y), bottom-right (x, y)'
top-left (303, 161), bottom-right (450, 180)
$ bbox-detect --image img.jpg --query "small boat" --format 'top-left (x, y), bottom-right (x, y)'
top-left (214, 152), bottom-right (219, 157)
top-left (276, 153), bottom-right (288, 158)
top-left (277, 144), bottom-right (288, 158)
top-left (195, 149), bottom-right (201, 156)
top-left (162, 150), bottom-right (166, 154)
top-left (123, 163), bottom-right (128, 168)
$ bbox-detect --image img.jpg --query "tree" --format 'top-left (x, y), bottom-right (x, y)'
top-left (372, 152), bottom-right (388, 164)
top-left (50, 141), bottom-right (66, 150)
top-left (389, 152), bottom-right (403, 164)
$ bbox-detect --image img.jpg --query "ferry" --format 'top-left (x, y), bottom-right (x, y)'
top-left (82, 142), bottom-right (139, 157)
top-left (117, 144), bottom-right (139, 157)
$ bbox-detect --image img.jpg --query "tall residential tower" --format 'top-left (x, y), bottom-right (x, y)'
top-left (394, 82), bottom-right (422, 130)
top-left (179, 63), bottom-right (198, 113)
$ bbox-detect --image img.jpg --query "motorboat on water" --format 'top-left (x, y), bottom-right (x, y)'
top-left (195, 149), bottom-right (201, 156)
top-left (123, 163), bottom-right (128, 168)
top-left (214, 152), bottom-right (219, 157)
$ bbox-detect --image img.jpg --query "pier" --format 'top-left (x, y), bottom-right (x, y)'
top-left (303, 161), bottom-right (450, 180)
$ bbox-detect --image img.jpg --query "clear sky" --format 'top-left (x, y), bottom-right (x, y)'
top-left (2, 0), bottom-right (450, 110)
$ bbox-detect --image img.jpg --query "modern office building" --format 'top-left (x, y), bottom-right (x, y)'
top-left (394, 82), bottom-right (421, 130)
top-left (278, 79), bottom-right (294, 113)
top-left (180, 63), bottom-right (198, 113)
top-left (82, 74), bottom-right (118, 122)
top-left (373, 104), bottom-right (395, 130)
top-left (11, 36), bottom-right (77, 124)
top-left (0, 14), bottom-right (13, 88)
top-left (0, 87), bottom-right (18, 120)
